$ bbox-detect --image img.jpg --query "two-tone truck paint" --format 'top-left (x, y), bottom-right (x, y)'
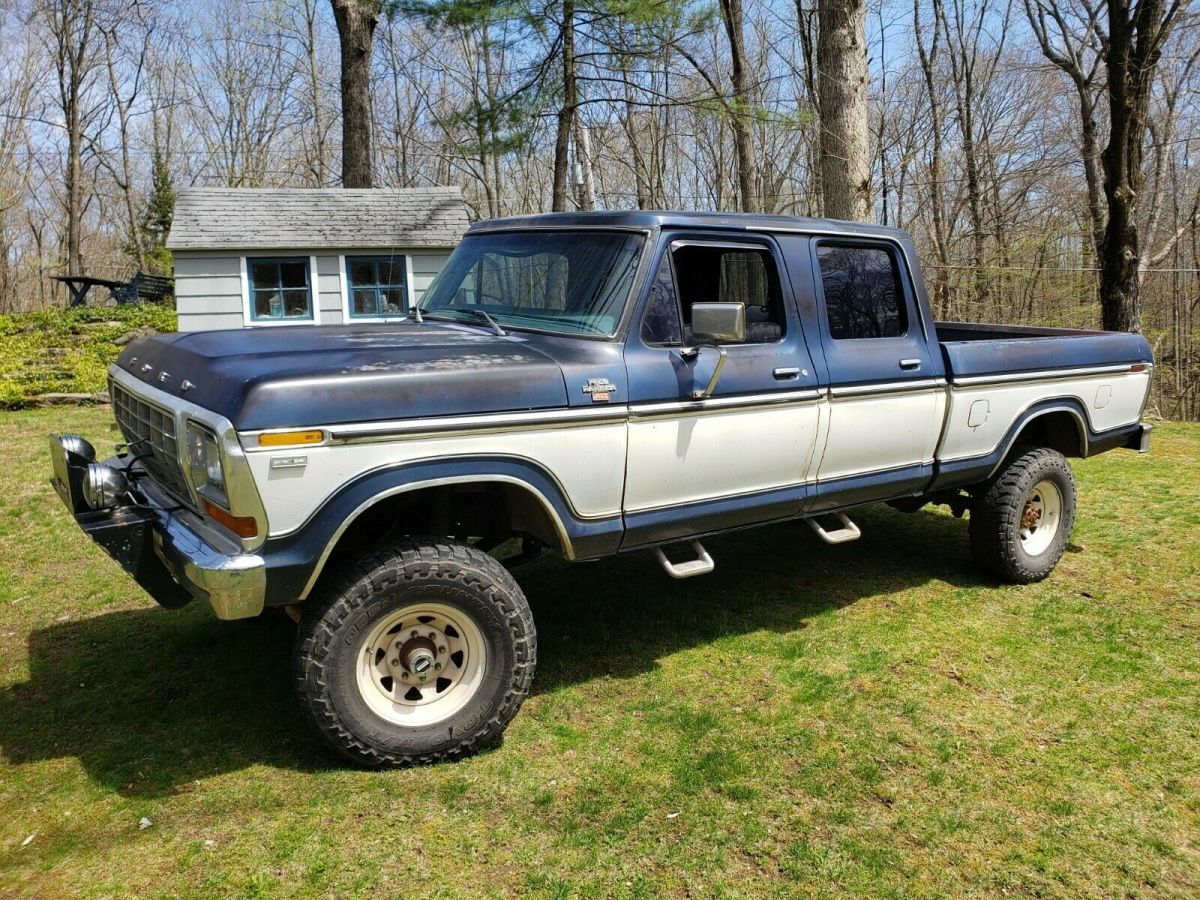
top-left (49, 211), bottom-right (1153, 766)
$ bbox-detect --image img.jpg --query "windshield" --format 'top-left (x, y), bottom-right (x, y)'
top-left (418, 230), bottom-right (645, 337)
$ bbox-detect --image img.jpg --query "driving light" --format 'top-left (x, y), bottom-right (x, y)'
top-left (59, 434), bottom-right (96, 462)
top-left (83, 463), bottom-right (129, 510)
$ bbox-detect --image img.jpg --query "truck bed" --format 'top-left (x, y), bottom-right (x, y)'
top-left (935, 322), bottom-right (1152, 382)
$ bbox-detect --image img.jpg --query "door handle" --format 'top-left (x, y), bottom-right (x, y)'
top-left (773, 366), bottom-right (801, 379)
top-left (899, 358), bottom-right (922, 370)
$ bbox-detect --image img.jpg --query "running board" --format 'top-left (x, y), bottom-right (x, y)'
top-left (806, 512), bottom-right (862, 545)
top-left (653, 540), bottom-right (715, 578)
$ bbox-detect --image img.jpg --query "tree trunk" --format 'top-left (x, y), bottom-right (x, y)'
top-left (817, 0), bottom-right (870, 221)
top-left (305, 0), bottom-right (329, 186)
top-left (719, 0), bottom-right (757, 213)
top-left (913, 0), bottom-right (952, 316)
top-left (551, 0), bottom-right (576, 212)
top-left (574, 120), bottom-right (596, 211)
top-left (1098, 0), bottom-right (1178, 333)
top-left (331, 0), bottom-right (379, 188)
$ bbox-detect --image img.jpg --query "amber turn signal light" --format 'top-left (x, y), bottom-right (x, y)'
top-left (202, 499), bottom-right (259, 538)
top-left (258, 430), bottom-right (324, 447)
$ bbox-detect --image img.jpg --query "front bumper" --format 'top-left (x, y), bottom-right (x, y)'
top-left (49, 436), bottom-right (266, 620)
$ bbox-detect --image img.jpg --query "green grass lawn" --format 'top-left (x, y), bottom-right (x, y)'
top-left (1, 407), bottom-right (1197, 897)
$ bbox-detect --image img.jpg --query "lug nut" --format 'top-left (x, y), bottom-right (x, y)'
top-left (434, 662), bottom-right (442, 671)
top-left (438, 645), bottom-right (446, 654)
top-left (429, 632), bottom-right (438, 640)
top-left (401, 672), bottom-right (409, 681)
top-left (391, 658), bottom-right (400, 666)
top-left (411, 630), bottom-right (419, 638)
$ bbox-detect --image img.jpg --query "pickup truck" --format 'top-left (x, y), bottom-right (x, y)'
top-left (48, 211), bottom-right (1153, 767)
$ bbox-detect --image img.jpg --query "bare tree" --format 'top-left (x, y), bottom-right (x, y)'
top-left (718, 0), bottom-right (757, 212)
top-left (1024, 0), bottom-right (1107, 262)
top-left (43, 0), bottom-right (99, 278)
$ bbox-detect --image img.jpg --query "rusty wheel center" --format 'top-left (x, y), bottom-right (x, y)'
top-left (1021, 504), bottom-right (1043, 530)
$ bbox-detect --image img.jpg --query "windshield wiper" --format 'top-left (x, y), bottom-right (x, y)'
top-left (430, 307), bottom-right (506, 336)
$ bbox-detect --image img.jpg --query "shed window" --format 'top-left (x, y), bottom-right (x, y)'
top-left (248, 258), bottom-right (312, 321)
top-left (817, 244), bottom-right (907, 339)
top-left (347, 255), bottom-right (407, 317)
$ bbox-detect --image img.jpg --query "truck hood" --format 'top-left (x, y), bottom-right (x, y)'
top-left (113, 322), bottom-right (572, 431)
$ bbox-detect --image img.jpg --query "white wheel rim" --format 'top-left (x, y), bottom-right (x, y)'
top-left (355, 602), bottom-right (487, 728)
top-left (1019, 480), bottom-right (1062, 557)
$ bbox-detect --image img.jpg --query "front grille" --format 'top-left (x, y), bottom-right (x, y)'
top-left (110, 380), bottom-right (194, 503)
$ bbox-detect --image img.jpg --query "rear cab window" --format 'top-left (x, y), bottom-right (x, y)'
top-left (816, 243), bottom-right (908, 339)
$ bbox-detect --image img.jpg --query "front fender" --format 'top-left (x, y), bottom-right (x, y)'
top-left (257, 456), bottom-right (624, 606)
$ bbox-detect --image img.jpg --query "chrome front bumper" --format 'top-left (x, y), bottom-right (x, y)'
top-left (49, 436), bottom-right (266, 620)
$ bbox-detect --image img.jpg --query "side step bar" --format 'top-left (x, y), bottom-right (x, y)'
top-left (653, 540), bottom-right (715, 578)
top-left (806, 512), bottom-right (861, 545)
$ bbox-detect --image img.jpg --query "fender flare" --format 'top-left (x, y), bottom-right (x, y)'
top-left (258, 455), bottom-right (623, 605)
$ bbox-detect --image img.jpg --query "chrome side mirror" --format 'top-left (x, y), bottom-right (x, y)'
top-left (691, 302), bottom-right (746, 344)
top-left (688, 303), bottom-right (745, 400)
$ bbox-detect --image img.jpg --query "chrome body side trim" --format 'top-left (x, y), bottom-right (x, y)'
top-left (829, 378), bottom-right (943, 398)
top-left (950, 363), bottom-right (1142, 387)
top-left (242, 390), bottom-right (827, 446)
top-left (316, 405), bottom-right (630, 444)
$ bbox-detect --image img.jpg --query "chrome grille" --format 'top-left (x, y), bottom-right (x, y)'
top-left (110, 380), bottom-right (193, 503)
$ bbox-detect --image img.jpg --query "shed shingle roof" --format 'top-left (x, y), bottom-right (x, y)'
top-left (166, 187), bottom-right (470, 251)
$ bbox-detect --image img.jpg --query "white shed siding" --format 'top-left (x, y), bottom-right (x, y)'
top-left (410, 252), bottom-right (450, 303)
top-left (315, 255), bottom-right (344, 326)
top-left (175, 254), bottom-right (245, 332)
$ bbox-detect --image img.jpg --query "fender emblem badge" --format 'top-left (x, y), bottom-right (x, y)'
top-left (270, 455), bottom-right (307, 470)
top-left (581, 377), bottom-right (616, 403)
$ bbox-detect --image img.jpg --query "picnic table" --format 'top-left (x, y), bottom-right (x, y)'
top-left (54, 272), bottom-right (174, 308)
top-left (54, 275), bottom-right (123, 308)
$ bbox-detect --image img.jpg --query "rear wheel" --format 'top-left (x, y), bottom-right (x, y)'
top-left (294, 538), bottom-right (536, 767)
top-left (968, 447), bottom-right (1077, 583)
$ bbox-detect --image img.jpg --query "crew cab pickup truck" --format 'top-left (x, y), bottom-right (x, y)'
top-left (49, 211), bottom-right (1153, 766)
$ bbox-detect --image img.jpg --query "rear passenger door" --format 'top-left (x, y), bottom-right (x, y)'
top-left (622, 234), bottom-right (822, 546)
top-left (809, 239), bottom-right (945, 509)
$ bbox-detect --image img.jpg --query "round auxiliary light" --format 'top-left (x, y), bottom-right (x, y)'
top-left (83, 463), bottom-right (129, 510)
top-left (59, 434), bottom-right (96, 462)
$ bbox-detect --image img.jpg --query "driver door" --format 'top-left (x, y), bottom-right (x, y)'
top-left (621, 235), bottom-right (823, 547)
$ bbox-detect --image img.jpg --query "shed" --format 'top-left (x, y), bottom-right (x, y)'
top-left (166, 187), bottom-right (470, 332)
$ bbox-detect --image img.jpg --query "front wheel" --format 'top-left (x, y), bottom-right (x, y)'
top-left (968, 447), bottom-right (1077, 584)
top-left (294, 539), bottom-right (536, 767)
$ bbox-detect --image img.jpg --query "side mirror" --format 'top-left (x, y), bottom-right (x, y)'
top-left (691, 302), bottom-right (746, 344)
top-left (686, 303), bottom-right (745, 400)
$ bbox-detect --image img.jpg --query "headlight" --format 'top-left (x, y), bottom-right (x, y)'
top-left (185, 422), bottom-right (227, 506)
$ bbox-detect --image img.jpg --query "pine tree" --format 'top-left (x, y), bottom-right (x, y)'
top-left (138, 150), bottom-right (175, 275)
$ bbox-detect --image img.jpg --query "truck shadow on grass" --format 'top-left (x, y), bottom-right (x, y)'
top-left (1, 506), bottom-right (993, 797)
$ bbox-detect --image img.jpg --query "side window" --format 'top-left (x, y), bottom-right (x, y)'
top-left (640, 252), bottom-right (682, 345)
top-left (817, 244), bottom-right (908, 339)
top-left (347, 255), bottom-right (407, 317)
top-left (248, 258), bottom-right (312, 321)
top-left (672, 244), bottom-right (785, 344)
